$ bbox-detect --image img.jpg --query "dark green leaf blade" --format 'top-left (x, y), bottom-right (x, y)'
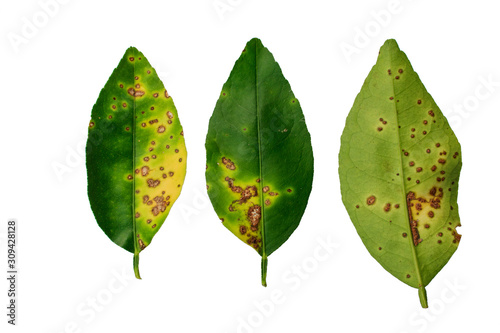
top-left (339, 39), bottom-right (462, 307)
top-left (86, 47), bottom-right (187, 279)
top-left (205, 38), bottom-right (314, 286)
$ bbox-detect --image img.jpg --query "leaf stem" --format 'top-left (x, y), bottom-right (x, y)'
top-left (261, 255), bottom-right (268, 287)
top-left (418, 286), bottom-right (428, 308)
top-left (133, 252), bottom-right (141, 280)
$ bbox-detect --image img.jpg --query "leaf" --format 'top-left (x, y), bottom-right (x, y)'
top-left (86, 47), bottom-right (187, 279)
top-left (339, 39), bottom-right (462, 307)
top-left (205, 38), bottom-right (314, 286)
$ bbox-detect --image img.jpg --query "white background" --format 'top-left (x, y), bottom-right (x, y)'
top-left (1, 0), bottom-right (499, 332)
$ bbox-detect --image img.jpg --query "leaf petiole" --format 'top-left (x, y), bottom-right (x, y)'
top-left (419, 286), bottom-right (428, 308)
top-left (134, 252), bottom-right (141, 280)
top-left (261, 255), bottom-right (268, 287)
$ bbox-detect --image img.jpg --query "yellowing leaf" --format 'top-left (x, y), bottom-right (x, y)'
top-left (339, 39), bottom-right (462, 307)
top-left (206, 38), bottom-right (314, 286)
top-left (86, 47), bottom-right (187, 279)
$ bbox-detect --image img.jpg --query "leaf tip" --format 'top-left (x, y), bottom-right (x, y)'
top-left (247, 37), bottom-right (264, 49)
top-left (124, 46), bottom-right (143, 61)
top-left (380, 38), bottom-right (401, 54)
top-left (126, 45), bottom-right (139, 52)
top-left (248, 37), bottom-right (262, 43)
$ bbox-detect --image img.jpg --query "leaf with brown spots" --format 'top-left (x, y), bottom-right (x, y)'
top-left (339, 39), bottom-right (462, 308)
top-left (86, 47), bottom-right (187, 279)
top-left (205, 38), bottom-right (314, 287)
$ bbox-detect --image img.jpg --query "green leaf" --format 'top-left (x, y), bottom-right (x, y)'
top-left (205, 38), bottom-right (314, 286)
top-left (86, 47), bottom-right (187, 279)
top-left (339, 39), bottom-right (462, 307)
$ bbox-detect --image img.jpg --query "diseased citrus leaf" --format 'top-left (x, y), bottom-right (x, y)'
top-left (86, 47), bottom-right (187, 279)
top-left (205, 38), bottom-right (314, 286)
top-left (339, 39), bottom-right (462, 307)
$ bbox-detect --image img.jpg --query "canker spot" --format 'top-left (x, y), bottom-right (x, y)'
top-left (147, 179), bottom-right (160, 188)
top-left (367, 196), bottom-right (376, 205)
top-left (221, 157), bottom-right (236, 170)
top-left (239, 225), bottom-right (247, 235)
top-left (248, 205), bottom-right (261, 230)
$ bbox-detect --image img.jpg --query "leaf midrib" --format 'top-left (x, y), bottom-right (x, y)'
top-left (388, 50), bottom-right (425, 289)
top-left (254, 42), bottom-right (267, 261)
top-left (132, 49), bottom-right (138, 257)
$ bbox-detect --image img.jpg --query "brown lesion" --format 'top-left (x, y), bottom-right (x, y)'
top-left (225, 176), bottom-right (237, 190)
top-left (127, 87), bottom-right (145, 97)
top-left (147, 179), bottom-right (160, 188)
top-left (406, 192), bottom-right (422, 246)
top-left (261, 185), bottom-right (279, 204)
top-left (239, 225), bottom-right (247, 235)
top-left (223, 175), bottom-right (262, 250)
top-left (247, 235), bottom-right (261, 249)
top-left (225, 176), bottom-right (259, 207)
top-left (406, 186), bottom-right (447, 246)
top-left (150, 195), bottom-right (170, 216)
top-left (222, 157), bottom-right (236, 170)
top-left (240, 186), bottom-right (258, 204)
top-left (248, 205), bottom-right (261, 232)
